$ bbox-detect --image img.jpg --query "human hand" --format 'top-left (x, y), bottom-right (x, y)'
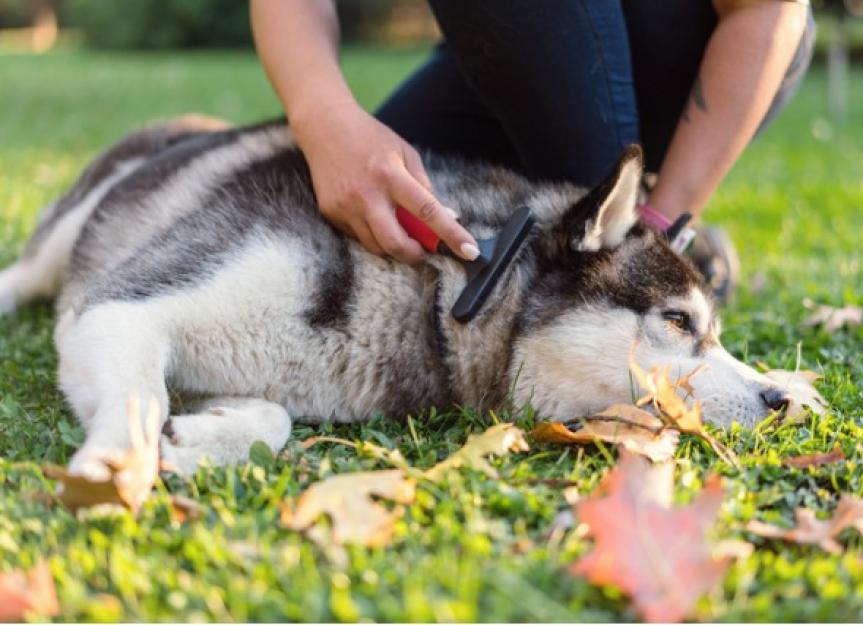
top-left (294, 101), bottom-right (479, 264)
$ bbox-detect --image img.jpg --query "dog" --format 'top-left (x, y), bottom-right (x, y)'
top-left (0, 116), bottom-right (790, 477)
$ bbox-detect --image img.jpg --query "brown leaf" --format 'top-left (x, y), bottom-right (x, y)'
top-left (531, 405), bottom-right (678, 463)
top-left (283, 469), bottom-right (415, 547)
top-left (169, 495), bottom-right (204, 523)
top-left (44, 395), bottom-right (160, 514)
top-left (570, 452), bottom-right (728, 623)
top-left (746, 495), bottom-right (863, 554)
top-left (764, 369), bottom-right (828, 420)
top-left (800, 299), bottom-right (863, 333)
top-left (781, 445), bottom-right (845, 469)
top-left (0, 560), bottom-right (60, 622)
top-left (424, 423), bottom-right (529, 482)
top-left (631, 362), bottom-right (705, 433)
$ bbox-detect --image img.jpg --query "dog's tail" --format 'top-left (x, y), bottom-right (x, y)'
top-left (0, 114), bottom-right (231, 315)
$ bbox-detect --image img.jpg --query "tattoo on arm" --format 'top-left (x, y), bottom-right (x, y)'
top-left (682, 75), bottom-right (709, 123)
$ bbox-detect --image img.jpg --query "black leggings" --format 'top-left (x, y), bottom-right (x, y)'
top-left (376, 1), bottom-right (815, 186)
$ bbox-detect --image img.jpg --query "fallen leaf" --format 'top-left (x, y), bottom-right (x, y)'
top-left (800, 299), bottom-right (863, 332)
top-left (764, 369), bottom-right (828, 420)
top-left (424, 423), bottom-right (529, 482)
top-left (283, 469), bottom-right (415, 547)
top-left (746, 495), bottom-right (863, 554)
top-left (781, 445), bottom-right (845, 469)
top-left (531, 405), bottom-right (679, 463)
top-left (631, 362), bottom-right (705, 433)
top-left (169, 495), bottom-right (204, 523)
top-left (44, 395), bottom-right (160, 514)
top-left (0, 560), bottom-right (59, 622)
top-left (631, 361), bottom-right (738, 467)
top-left (570, 452), bottom-right (728, 623)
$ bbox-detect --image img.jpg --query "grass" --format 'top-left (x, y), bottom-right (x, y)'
top-left (0, 45), bottom-right (862, 622)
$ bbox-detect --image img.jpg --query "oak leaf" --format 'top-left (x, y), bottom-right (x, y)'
top-left (781, 445), bottom-right (845, 469)
top-left (764, 369), bottom-right (828, 420)
top-left (0, 560), bottom-right (59, 622)
top-left (631, 362), bottom-right (705, 433)
top-left (282, 469), bottom-right (415, 547)
top-left (800, 299), bottom-right (863, 332)
top-left (570, 452), bottom-right (728, 623)
top-left (424, 423), bottom-right (529, 482)
top-left (746, 495), bottom-right (863, 554)
top-left (531, 405), bottom-right (679, 463)
top-left (43, 395), bottom-right (160, 514)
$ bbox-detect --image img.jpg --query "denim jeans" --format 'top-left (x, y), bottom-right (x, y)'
top-left (376, 0), bottom-right (815, 186)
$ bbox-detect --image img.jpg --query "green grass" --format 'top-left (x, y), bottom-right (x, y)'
top-left (1, 46), bottom-right (862, 622)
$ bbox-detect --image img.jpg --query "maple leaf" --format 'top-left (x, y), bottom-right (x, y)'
top-left (781, 445), bottom-right (845, 469)
top-left (531, 405), bottom-right (679, 463)
top-left (570, 452), bottom-right (728, 623)
top-left (800, 299), bottom-right (863, 332)
top-left (43, 395), bottom-right (160, 514)
top-left (424, 423), bottom-right (529, 482)
top-left (746, 495), bottom-right (863, 554)
top-left (0, 560), bottom-right (59, 622)
top-left (282, 469), bottom-right (416, 547)
top-left (764, 369), bottom-right (828, 421)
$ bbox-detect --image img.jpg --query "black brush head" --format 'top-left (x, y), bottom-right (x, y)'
top-left (451, 206), bottom-right (535, 323)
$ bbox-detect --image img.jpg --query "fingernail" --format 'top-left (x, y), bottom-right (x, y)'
top-left (460, 242), bottom-right (480, 260)
top-left (445, 206), bottom-right (459, 220)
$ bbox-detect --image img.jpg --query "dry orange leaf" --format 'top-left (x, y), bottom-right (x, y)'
top-left (44, 395), bottom-right (160, 514)
top-left (631, 362), bottom-right (705, 434)
top-left (283, 469), bottom-right (416, 547)
top-left (746, 495), bottom-right (863, 554)
top-left (800, 299), bottom-right (863, 333)
top-left (570, 452), bottom-right (729, 623)
top-left (764, 369), bottom-right (828, 420)
top-left (424, 423), bottom-right (529, 482)
top-left (0, 560), bottom-right (59, 622)
top-left (531, 405), bottom-right (679, 463)
top-left (781, 445), bottom-right (845, 469)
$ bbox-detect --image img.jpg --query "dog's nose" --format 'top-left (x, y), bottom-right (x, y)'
top-left (760, 387), bottom-right (791, 412)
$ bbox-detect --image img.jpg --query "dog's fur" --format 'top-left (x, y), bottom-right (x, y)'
top-left (0, 116), bottom-right (788, 477)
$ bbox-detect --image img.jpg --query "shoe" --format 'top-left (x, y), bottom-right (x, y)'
top-left (685, 225), bottom-right (740, 306)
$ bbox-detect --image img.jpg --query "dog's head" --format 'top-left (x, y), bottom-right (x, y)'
top-left (501, 147), bottom-right (789, 427)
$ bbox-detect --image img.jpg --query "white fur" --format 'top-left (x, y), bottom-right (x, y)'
top-left (577, 155), bottom-right (641, 252)
top-left (512, 287), bottom-right (779, 427)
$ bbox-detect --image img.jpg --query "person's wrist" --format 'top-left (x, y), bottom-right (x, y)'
top-left (289, 86), bottom-right (359, 144)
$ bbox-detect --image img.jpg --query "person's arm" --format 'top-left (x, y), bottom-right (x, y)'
top-left (250, 0), bottom-right (478, 263)
top-left (646, 0), bottom-right (809, 225)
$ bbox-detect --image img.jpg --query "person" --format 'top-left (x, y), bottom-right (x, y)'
top-left (250, 0), bottom-right (814, 300)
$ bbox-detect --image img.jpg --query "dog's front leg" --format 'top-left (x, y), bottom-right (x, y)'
top-left (56, 303), bottom-right (171, 480)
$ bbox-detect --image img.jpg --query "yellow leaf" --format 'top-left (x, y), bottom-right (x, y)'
top-left (424, 423), bottom-right (529, 482)
top-left (283, 469), bottom-right (415, 547)
top-left (630, 361), bottom-right (704, 433)
top-left (531, 405), bottom-right (678, 463)
top-left (44, 395), bottom-right (160, 514)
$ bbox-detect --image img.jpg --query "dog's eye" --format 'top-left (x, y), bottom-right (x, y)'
top-left (662, 310), bottom-right (692, 332)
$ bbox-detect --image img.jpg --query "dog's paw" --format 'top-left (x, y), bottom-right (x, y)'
top-left (160, 409), bottom-right (246, 475)
top-left (68, 446), bottom-right (128, 482)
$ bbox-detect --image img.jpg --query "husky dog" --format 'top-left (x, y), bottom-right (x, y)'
top-left (0, 116), bottom-right (789, 477)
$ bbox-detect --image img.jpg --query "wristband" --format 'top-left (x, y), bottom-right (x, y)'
top-left (637, 202), bottom-right (673, 233)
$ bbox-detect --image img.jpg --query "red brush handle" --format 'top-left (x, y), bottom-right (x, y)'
top-left (395, 206), bottom-right (440, 253)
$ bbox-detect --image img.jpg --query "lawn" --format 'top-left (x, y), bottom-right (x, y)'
top-left (1, 47), bottom-right (862, 622)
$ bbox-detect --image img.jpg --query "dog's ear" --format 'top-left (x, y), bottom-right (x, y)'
top-left (567, 145), bottom-right (643, 252)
